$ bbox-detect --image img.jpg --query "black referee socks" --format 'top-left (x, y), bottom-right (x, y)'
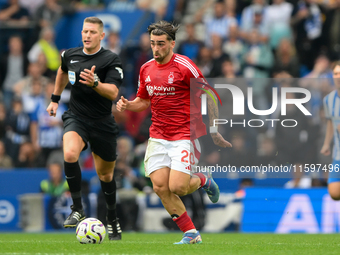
top-left (64, 161), bottom-right (83, 210)
top-left (100, 178), bottom-right (117, 221)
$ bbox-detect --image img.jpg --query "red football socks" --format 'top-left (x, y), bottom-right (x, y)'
top-left (173, 211), bottom-right (196, 233)
top-left (194, 173), bottom-right (206, 188)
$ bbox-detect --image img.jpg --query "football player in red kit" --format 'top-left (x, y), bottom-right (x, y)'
top-left (117, 20), bottom-right (231, 244)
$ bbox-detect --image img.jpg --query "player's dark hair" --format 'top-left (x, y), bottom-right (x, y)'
top-left (84, 16), bottom-right (103, 30)
top-left (147, 20), bottom-right (180, 41)
top-left (332, 61), bottom-right (340, 70)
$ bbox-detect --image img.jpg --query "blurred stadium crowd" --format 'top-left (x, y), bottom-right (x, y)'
top-left (0, 0), bottom-right (339, 200)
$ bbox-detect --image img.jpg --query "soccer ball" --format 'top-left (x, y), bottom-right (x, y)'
top-left (76, 218), bottom-right (106, 244)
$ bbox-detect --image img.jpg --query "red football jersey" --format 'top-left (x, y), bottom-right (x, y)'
top-left (137, 53), bottom-right (207, 141)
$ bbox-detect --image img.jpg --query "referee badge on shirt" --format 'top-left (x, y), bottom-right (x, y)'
top-left (68, 71), bottom-right (76, 85)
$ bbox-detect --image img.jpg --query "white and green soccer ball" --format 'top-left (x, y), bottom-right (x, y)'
top-left (76, 218), bottom-right (106, 244)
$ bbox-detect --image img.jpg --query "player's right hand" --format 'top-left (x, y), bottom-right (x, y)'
top-left (320, 144), bottom-right (331, 156)
top-left (46, 102), bottom-right (59, 117)
top-left (211, 132), bottom-right (232, 148)
top-left (116, 96), bottom-right (129, 112)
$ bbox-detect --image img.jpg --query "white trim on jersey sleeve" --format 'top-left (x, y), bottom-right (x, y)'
top-left (174, 56), bottom-right (199, 78)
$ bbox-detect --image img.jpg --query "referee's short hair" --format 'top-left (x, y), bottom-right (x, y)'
top-left (147, 20), bottom-right (180, 41)
top-left (84, 16), bottom-right (103, 31)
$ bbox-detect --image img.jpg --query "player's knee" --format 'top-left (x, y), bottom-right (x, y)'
top-left (153, 185), bottom-right (170, 198)
top-left (98, 173), bottom-right (113, 182)
top-left (169, 184), bottom-right (188, 197)
top-left (63, 149), bottom-right (79, 163)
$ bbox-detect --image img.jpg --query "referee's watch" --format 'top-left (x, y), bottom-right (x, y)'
top-left (92, 74), bottom-right (99, 88)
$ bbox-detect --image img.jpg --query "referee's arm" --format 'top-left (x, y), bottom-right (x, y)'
top-left (54, 67), bottom-right (69, 95)
top-left (46, 67), bottom-right (69, 117)
top-left (91, 81), bottom-right (119, 101)
top-left (80, 65), bottom-right (119, 101)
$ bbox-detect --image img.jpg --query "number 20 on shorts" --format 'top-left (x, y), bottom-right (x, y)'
top-left (181, 150), bottom-right (195, 165)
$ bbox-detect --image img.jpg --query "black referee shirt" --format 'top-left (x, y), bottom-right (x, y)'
top-left (61, 47), bottom-right (123, 119)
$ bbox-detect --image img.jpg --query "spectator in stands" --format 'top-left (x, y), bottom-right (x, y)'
top-left (322, 0), bottom-right (340, 55)
top-left (28, 27), bottom-right (60, 72)
top-left (255, 134), bottom-right (277, 167)
top-left (209, 34), bottom-right (230, 78)
top-left (177, 23), bottom-right (203, 63)
top-left (0, 0), bottom-right (30, 25)
top-left (21, 79), bottom-right (45, 116)
top-left (0, 140), bottom-right (13, 169)
top-left (0, 35), bottom-right (29, 109)
top-left (36, 52), bottom-right (56, 80)
top-left (263, 0), bottom-right (293, 49)
top-left (34, 0), bottom-right (62, 30)
top-left (18, 0), bottom-right (44, 16)
top-left (0, 103), bottom-right (6, 140)
top-left (30, 81), bottom-right (66, 167)
top-left (273, 38), bottom-right (300, 78)
top-left (117, 136), bottom-right (139, 168)
top-left (240, 0), bottom-right (268, 43)
top-left (222, 24), bottom-right (245, 75)
top-left (136, 0), bottom-right (169, 21)
top-left (74, 0), bottom-right (105, 10)
top-left (120, 33), bottom-right (152, 95)
top-left (15, 141), bottom-right (37, 167)
top-left (242, 28), bottom-right (274, 111)
top-left (105, 31), bottom-right (122, 55)
top-left (12, 62), bottom-right (49, 97)
top-left (290, 0), bottom-right (323, 71)
top-left (4, 96), bottom-right (31, 163)
top-left (222, 131), bottom-right (255, 168)
top-left (195, 0), bottom-right (237, 47)
top-left (220, 59), bottom-right (238, 80)
top-left (225, 0), bottom-right (237, 17)
top-left (40, 162), bottom-right (68, 196)
top-left (196, 46), bottom-right (213, 77)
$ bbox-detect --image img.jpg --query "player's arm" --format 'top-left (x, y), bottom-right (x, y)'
top-left (320, 119), bottom-right (334, 156)
top-left (79, 65), bottom-right (119, 101)
top-left (46, 66), bottom-right (69, 117)
top-left (116, 96), bottom-right (150, 112)
top-left (207, 89), bottom-right (232, 148)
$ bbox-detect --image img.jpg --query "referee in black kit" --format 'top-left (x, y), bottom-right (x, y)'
top-left (46, 17), bottom-right (123, 240)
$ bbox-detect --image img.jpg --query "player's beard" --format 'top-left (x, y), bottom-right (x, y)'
top-left (154, 47), bottom-right (171, 63)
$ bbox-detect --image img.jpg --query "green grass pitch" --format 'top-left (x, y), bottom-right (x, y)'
top-left (0, 233), bottom-right (339, 255)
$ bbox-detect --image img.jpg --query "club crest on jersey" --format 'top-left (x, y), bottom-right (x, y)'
top-left (168, 72), bottom-right (174, 84)
top-left (68, 71), bottom-right (76, 85)
top-left (146, 85), bottom-right (154, 96)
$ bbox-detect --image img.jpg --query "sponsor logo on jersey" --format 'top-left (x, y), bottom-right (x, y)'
top-left (146, 85), bottom-right (154, 96)
top-left (70, 60), bottom-right (79, 63)
top-left (68, 71), bottom-right (76, 85)
top-left (146, 85), bottom-right (175, 96)
top-left (145, 75), bottom-right (151, 82)
top-left (168, 72), bottom-right (174, 84)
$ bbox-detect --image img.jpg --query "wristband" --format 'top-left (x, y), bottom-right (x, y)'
top-left (210, 126), bottom-right (218, 133)
top-left (51, 94), bottom-right (61, 103)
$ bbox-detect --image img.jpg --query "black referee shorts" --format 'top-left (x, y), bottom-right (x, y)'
top-left (62, 109), bottom-right (119, 162)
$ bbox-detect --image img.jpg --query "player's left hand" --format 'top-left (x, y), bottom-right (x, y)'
top-left (80, 65), bottom-right (96, 87)
top-left (211, 132), bottom-right (232, 148)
